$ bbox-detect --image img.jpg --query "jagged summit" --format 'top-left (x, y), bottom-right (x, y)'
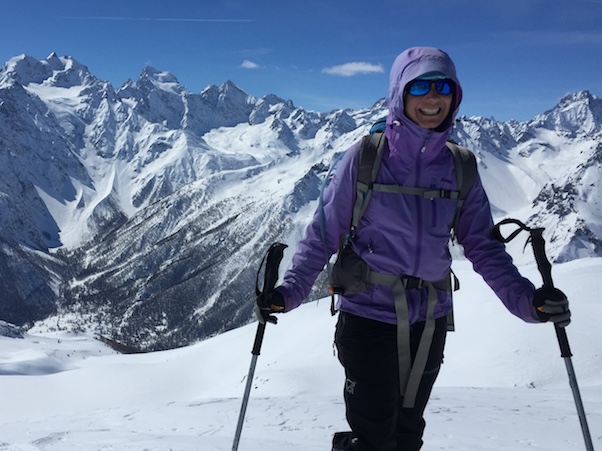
top-left (531, 90), bottom-right (602, 137)
top-left (140, 65), bottom-right (177, 80)
top-left (200, 79), bottom-right (250, 106)
top-left (1, 54), bottom-right (53, 85)
top-left (45, 52), bottom-right (64, 70)
top-left (138, 65), bottom-right (183, 94)
top-left (558, 89), bottom-right (596, 105)
top-left (1, 52), bottom-right (97, 89)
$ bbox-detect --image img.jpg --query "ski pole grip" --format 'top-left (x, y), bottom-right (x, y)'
top-left (252, 322), bottom-right (266, 356)
top-left (528, 229), bottom-right (573, 357)
top-left (555, 324), bottom-right (573, 358)
top-left (529, 228), bottom-right (554, 289)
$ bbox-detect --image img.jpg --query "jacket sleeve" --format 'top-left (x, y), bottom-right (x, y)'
top-left (277, 142), bottom-right (361, 311)
top-left (456, 175), bottom-right (539, 323)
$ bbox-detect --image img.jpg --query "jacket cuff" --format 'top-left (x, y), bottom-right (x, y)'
top-left (275, 286), bottom-right (294, 312)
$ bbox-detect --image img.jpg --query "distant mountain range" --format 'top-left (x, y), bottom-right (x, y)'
top-left (1, 53), bottom-right (601, 349)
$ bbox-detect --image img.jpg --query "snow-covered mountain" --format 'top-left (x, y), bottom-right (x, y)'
top-left (1, 53), bottom-right (601, 350)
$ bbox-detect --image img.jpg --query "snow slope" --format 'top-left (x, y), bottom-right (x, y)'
top-left (1, 258), bottom-right (601, 450)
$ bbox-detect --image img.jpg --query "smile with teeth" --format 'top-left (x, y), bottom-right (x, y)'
top-left (419, 107), bottom-right (441, 116)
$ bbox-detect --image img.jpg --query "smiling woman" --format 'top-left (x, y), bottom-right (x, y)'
top-left (403, 76), bottom-right (454, 130)
top-left (257, 45), bottom-right (575, 451)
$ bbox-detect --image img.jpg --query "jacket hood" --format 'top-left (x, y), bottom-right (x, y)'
top-left (387, 47), bottom-right (462, 132)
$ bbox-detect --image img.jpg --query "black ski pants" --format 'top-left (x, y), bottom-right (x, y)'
top-left (334, 311), bottom-right (447, 451)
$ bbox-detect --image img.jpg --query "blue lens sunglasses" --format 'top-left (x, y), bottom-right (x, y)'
top-left (406, 78), bottom-right (454, 96)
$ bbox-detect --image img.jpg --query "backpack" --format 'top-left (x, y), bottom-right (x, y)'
top-left (322, 118), bottom-right (479, 406)
top-left (320, 117), bottom-right (478, 326)
top-left (355, 118), bottom-right (477, 239)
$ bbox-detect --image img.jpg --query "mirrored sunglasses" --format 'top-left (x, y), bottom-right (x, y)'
top-left (406, 78), bottom-right (454, 96)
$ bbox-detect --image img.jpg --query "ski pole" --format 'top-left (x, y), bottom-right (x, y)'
top-left (493, 219), bottom-right (594, 451)
top-left (232, 243), bottom-right (287, 451)
top-left (231, 321), bottom-right (267, 451)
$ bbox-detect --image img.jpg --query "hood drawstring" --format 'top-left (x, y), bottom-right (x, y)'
top-left (420, 132), bottom-right (433, 154)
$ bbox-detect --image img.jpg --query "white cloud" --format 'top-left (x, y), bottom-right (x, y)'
top-left (322, 62), bottom-right (384, 77)
top-left (241, 60), bottom-right (260, 69)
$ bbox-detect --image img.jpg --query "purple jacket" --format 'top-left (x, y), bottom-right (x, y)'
top-left (278, 47), bottom-right (537, 325)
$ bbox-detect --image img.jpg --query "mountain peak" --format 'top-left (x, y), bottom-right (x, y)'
top-left (141, 66), bottom-right (179, 83)
top-left (531, 89), bottom-right (602, 136)
top-left (1, 54), bottom-right (53, 85)
top-left (221, 79), bottom-right (240, 91)
top-left (553, 90), bottom-right (600, 116)
top-left (558, 89), bottom-right (595, 104)
top-left (200, 80), bottom-right (250, 108)
top-left (138, 66), bottom-right (183, 94)
top-left (1, 53), bottom-right (97, 89)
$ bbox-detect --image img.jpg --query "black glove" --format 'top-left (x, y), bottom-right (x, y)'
top-left (254, 290), bottom-right (285, 325)
top-left (533, 287), bottom-right (571, 328)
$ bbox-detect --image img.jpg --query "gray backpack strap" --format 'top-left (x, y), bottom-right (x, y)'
top-left (352, 135), bottom-right (477, 236)
top-left (352, 132), bottom-right (386, 229)
top-left (446, 141), bottom-right (478, 238)
top-left (401, 282), bottom-right (439, 408)
top-left (367, 271), bottom-right (448, 408)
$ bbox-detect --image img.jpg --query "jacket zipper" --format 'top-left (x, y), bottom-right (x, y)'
top-left (413, 132), bottom-right (432, 272)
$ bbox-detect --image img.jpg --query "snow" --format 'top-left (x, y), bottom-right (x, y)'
top-left (1, 259), bottom-right (601, 450)
top-left (24, 84), bottom-right (87, 114)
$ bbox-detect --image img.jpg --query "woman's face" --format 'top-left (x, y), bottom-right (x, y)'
top-left (404, 81), bottom-right (453, 130)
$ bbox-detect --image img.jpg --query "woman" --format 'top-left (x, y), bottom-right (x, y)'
top-left (257, 46), bottom-right (570, 451)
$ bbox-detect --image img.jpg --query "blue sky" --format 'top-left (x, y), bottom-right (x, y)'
top-left (2, 0), bottom-right (602, 121)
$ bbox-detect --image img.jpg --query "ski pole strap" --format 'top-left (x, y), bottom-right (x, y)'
top-left (491, 218), bottom-right (554, 288)
top-left (491, 218), bottom-right (529, 244)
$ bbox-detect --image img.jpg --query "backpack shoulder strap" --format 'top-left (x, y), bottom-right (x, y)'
top-left (352, 131), bottom-right (386, 228)
top-left (445, 141), bottom-right (478, 237)
top-left (350, 134), bottom-right (478, 236)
